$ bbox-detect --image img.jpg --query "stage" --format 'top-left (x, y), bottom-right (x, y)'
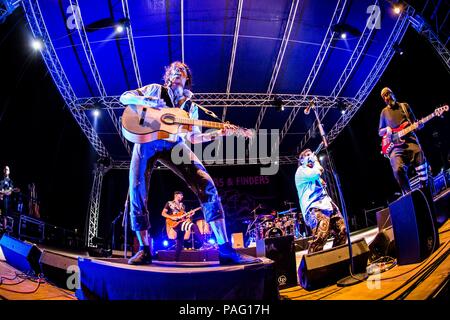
top-left (0, 219), bottom-right (448, 300)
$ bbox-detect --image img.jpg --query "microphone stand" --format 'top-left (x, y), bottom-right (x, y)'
top-left (310, 102), bottom-right (368, 286)
top-left (122, 189), bottom-right (130, 259)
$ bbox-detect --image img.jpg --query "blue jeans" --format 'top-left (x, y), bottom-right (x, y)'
top-left (129, 140), bottom-right (224, 231)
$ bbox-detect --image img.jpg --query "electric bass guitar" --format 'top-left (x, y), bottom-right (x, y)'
top-left (121, 105), bottom-right (253, 144)
top-left (381, 105), bottom-right (448, 157)
top-left (166, 207), bottom-right (202, 229)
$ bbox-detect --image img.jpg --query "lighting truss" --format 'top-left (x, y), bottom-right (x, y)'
top-left (321, 5), bottom-right (414, 152)
top-left (121, 0), bottom-right (142, 87)
top-left (86, 164), bottom-right (110, 247)
top-left (409, 13), bottom-right (450, 73)
top-left (277, 0), bottom-right (348, 145)
top-left (71, 0), bottom-right (130, 156)
top-left (222, 0), bottom-right (243, 122)
top-left (255, 0), bottom-right (300, 131)
top-left (0, 0), bottom-right (21, 23)
top-left (76, 93), bottom-right (356, 110)
top-left (22, 0), bottom-right (109, 157)
top-left (298, 0), bottom-right (380, 152)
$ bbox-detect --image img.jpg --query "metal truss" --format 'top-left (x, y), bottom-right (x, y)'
top-left (255, 0), bottom-right (300, 131)
top-left (298, 0), bottom-right (379, 152)
top-left (71, 1), bottom-right (130, 156)
top-left (0, 0), bottom-right (20, 23)
top-left (76, 93), bottom-right (357, 111)
top-left (111, 155), bottom-right (299, 170)
top-left (417, 0), bottom-right (450, 46)
top-left (22, 0), bottom-right (109, 157)
top-left (86, 163), bottom-right (110, 247)
top-left (222, 0), bottom-right (243, 122)
top-left (278, 0), bottom-right (347, 145)
top-left (121, 0), bottom-right (142, 87)
top-left (409, 13), bottom-right (450, 73)
top-left (321, 5), bottom-right (414, 151)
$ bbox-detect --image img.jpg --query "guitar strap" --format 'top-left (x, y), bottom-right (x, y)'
top-left (399, 102), bottom-right (413, 124)
top-left (160, 86), bottom-right (175, 108)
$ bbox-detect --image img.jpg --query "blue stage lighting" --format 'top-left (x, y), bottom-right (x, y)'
top-left (92, 109), bottom-right (100, 117)
top-left (163, 240), bottom-right (169, 247)
top-left (208, 239), bottom-right (216, 245)
top-left (31, 38), bottom-right (43, 51)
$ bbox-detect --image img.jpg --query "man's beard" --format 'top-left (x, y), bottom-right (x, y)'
top-left (388, 98), bottom-right (396, 107)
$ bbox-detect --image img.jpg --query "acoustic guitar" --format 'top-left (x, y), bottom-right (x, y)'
top-left (0, 187), bottom-right (20, 201)
top-left (121, 105), bottom-right (253, 144)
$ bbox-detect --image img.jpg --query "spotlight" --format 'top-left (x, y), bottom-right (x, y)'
top-left (92, 109), bottom-right (100, 117)
top-left (114, 18), bottom-right (130, 34)
top-left (31, 38), bottom-right (43, 51)
top-left (393, 42), bottom-right (404, 55)
top-left (332, 23), bottom-right (361, 39)
top-left (115, 24), bottom-right (124, 33)
top-left (319, 156), bottom-right (325, 161)
top-left (273, 96), bottom-right (285, 112)
top-left (163, 240), bottom-right (169, 247)
top-left (208, 238), bottom-right (216, 245)
top-left (337, 101), bottom-right (347, 115)
top-left (393, 6), bottom-right (401, 14)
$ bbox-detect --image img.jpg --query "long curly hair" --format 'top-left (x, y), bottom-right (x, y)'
top-left (163, 61), bottom-right (192, 89)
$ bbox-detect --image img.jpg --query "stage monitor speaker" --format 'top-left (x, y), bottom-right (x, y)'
top-left (389, 189), bottom-right (439, 265)
top-left (0, 234), bottom-right (41, 275)
top-left (376, 207), bottom-right (392, 230)
top-left (231, 233), bottom-right (244, 249)
top-left (39, 250), bottom-right (79, 290)
top-left (298, 238), bottom-right (370, 291)
top-left (368, 226), bottom-right (396, 262)
top-left (256, 235), bottom-right (297, 289)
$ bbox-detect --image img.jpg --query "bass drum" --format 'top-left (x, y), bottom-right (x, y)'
top-left (265, 227), bottom-right (284, 238)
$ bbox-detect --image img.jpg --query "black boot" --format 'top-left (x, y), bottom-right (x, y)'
top-left (218, 242), bottom-right (261, 265)
top-left (128, 246), bottom-right (152, 265)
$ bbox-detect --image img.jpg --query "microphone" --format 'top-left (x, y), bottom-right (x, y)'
top-left (304, 98), bottom-right (315, 115)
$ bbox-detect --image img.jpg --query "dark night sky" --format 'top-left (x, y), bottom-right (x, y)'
top-left (0, 7), bottom-right (448, 245)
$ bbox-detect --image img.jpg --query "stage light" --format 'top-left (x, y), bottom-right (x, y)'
top-left (163, 240), bottom-right (169, 247)
top-left (393, 42), bottom-right (404, 55)
top-left (340, 32), bottom-right (347, 39)
top-left (115, 25), bottom-right (124, 33)
top-left (319, 156), bottom-right (325, 161)
top-left (272, 96), bottom-right (285, 112)
top-left (31, 38), bottom-right (43, 51)
top-left (337, 101), bottom-right (347, 114)
top-left (393, 6), bottom-right (401, 14)
top-left (92, 109), bottom-right (100, 117)
top-left (208, 239), bottom-right (216, 245)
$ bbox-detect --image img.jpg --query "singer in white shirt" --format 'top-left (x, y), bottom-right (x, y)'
top-left (120, 61), bottom-right (260, 266)
top-left (295, 149), bottom-right (347, 253)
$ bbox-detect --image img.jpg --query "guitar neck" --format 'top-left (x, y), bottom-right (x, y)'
top-left (173, 117), bottom-right (225, 129)
top-left (398, 113), bottom-right (435, 137)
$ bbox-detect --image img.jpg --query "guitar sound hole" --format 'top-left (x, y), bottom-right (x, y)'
top-left (161, 114), bottom-right (175, 125)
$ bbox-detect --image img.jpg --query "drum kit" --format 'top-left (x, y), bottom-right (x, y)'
top-left (244, 206), bottom-right (301, 244)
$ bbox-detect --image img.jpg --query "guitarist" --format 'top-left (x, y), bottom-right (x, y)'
top-left (1, 166), bottom-right (14, 229)
top-left (162, 191), bottom-right (204, 261)
top-left (378, 87), bottom-right (428, 195)
top-left (120, 61), bottom-right (259, 265)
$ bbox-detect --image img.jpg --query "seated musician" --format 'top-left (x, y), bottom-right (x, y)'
top-left (162, 191), bottom-right (204, 261)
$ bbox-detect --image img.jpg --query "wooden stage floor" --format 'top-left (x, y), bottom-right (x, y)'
top-left (0, 220), bottom-right (448, 300)
top-left (280, 219), bottom-right (450, 300)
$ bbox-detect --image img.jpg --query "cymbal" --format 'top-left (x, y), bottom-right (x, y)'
top-left (277, 208), bottom-right (297, 215)
top-left (257, 214), bottom-right (274, 220)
